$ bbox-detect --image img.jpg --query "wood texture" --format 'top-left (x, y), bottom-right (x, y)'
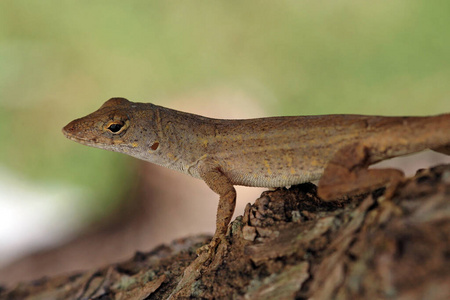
top-left (3, 164), bottom-right (449, 299)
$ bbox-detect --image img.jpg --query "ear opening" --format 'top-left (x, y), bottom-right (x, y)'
top-left (150, 141), bottom-right (160, 151)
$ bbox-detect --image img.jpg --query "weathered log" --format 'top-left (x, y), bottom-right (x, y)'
top-left (2, 164), bottom-right (450, 299)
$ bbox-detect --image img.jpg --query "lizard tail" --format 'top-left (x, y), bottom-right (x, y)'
top-left (429, 113), bottom-right (450, 155)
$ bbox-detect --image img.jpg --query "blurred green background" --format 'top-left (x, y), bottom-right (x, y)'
top-left (0, 0), bottom-right (449, 218)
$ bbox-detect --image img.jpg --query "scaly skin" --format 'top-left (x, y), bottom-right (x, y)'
top-left (63, 97), bottom-right (450, 252)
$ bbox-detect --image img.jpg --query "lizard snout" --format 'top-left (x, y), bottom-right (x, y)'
top-left (62, 121), bottom-right (76, 137)
top-left (62, 118), bottom-right (94, 144)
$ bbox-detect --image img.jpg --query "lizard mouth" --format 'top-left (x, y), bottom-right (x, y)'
top-left (62, 130), bottom-right (85, 142)
top-left (62, 122), bottom-right (97, 146)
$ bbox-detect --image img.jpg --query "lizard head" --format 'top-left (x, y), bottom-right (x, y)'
top-left (62, 98), bottom-right (160, 156)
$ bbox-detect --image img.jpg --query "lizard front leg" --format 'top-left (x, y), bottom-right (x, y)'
top-left (318, 143), bottom-right (404, 201)
top-left (198, 163), bottom-right (236, 254)
top-left (168, 166), bottom-right (236, 297)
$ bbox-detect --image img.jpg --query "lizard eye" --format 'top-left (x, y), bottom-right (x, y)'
top-left (106, 122), bottom-right (125, 134)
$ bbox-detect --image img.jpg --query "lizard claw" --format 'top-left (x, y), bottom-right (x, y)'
top-left (196, 243), bottom-right (211, 256)
top-left (196, 234), bottom-right (229, 260)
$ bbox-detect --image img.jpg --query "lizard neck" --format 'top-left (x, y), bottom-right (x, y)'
top-left (133, 104), bottom-right (211, 177)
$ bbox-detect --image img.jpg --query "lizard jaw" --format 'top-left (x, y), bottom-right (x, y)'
top-left (62, 122), bottom-right (100, 147)
top-left (62, 128), bottom-right (94, 147)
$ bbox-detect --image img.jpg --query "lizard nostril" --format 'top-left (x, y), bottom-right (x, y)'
top-left (62, 123), bottom-right (74, 135)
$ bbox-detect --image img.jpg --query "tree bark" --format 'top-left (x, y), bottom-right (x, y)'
top-left (2, 164), bottom-right (450, 300)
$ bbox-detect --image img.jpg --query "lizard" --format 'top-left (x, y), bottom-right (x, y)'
top-left (62, 97), bottom-right (450, 252)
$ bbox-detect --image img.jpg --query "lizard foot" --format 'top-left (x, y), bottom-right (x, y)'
top-left (169, 235), bottom-right (229, 298)
top-left (196, 234), bottom-right (228, 257)
top-left (318, 143), bottom-right (406, 201)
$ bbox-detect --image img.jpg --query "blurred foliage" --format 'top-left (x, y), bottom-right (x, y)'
top-left (0, 0), bottom-right (449, 216)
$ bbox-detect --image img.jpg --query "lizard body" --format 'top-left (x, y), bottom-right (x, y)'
top-left (63, 98), bottom-right (450, 250)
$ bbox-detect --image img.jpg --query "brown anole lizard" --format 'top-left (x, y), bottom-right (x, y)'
top-left (63, 97), bottom-right (450, 251)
